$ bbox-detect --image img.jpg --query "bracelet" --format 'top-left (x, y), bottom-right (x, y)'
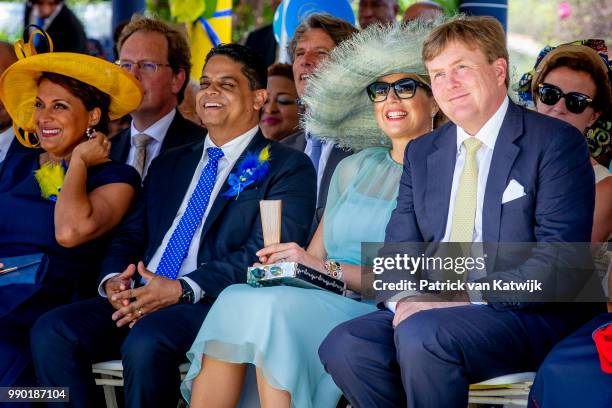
top-left (324, 260), bottom-right (343, 281)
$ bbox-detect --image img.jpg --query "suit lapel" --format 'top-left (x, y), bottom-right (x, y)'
top-left (159, 109), bottom-right (184, 152)
top-left (199, 131), bottom-right (268, 242)
top-left (426, 126), bottom-right (457, 240)
top-left (152, 142), bottom-right (204, 251)
top-left (283, 130), bottom-right (306, 151)
top-left (482, 102), bottom-right (523, 244)
top-left (319, 146), bottom-right (351, 207)
top-left (109, 128), bottom-right (131, 163)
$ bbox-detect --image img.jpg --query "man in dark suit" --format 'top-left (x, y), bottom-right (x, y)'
top-left (319, 17), bottom-right (604, 407)
top-left (244, 24), bottom-right (276, 69)
top-left (282, 14), bottom-right (357, 230)
top-left (31, 44), bottom-right (316, 408)
top-left (24, 0), bottom-right (87, 54)
top-left (110, 16), bottom-right (203, 178)
top-left (0, 41), bottom-right (22, 175)
top-left (243, 0), bottom-right (281, 68)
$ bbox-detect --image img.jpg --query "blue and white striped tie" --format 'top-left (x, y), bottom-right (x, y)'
top-left (156, 147), bottom-right (224, 280)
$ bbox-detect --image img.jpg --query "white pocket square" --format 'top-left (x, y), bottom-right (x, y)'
top-left (502, 179), bottom-right (526, 204)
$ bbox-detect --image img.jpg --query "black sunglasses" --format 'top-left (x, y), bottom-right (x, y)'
top-left (366, 78), bottom-right (430, 103)
top-left (537, 83), bottom-right (593, 114)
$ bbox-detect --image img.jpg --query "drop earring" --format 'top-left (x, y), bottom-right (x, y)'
top-left (430, 112), bottom-right (436, 131)
top-left (86, 127), bottom-right (94, 139)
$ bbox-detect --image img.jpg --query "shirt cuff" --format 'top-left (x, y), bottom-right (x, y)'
top-left (98, 273), bottom-right (119, 297)
top-left (180, 276), bottom-right (205, 303)
top-left (467, 289), bottom-right (487, 305)
top-left (384, 290), bottom-right (420, 313)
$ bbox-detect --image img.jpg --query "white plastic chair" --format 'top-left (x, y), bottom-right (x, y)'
top-left (92, 360), bottom-right (190, 408)
top-left (468, 372), bottom-right (536, 407)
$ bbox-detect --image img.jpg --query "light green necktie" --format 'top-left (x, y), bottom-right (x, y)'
top-left (450, 137), bottom-right (482, 242)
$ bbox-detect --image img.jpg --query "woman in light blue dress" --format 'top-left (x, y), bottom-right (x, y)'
top-left (182, 23), bottom-right (444, 408)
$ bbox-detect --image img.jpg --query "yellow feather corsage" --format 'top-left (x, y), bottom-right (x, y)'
top-left (33, 161), bottom-right (66, 201)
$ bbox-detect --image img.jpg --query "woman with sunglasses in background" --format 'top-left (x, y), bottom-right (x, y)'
top-left (260, 63), bottom-right (300, 142)
top-left (517, 41), bottom-right (612, 408)
top-left (525, 42), bottom-right (612, 258)
top-left (181, 24), bottom-right (442, 408)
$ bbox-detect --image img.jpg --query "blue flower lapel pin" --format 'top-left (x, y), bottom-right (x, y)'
top-left (223, 144), bottom-right (271, 199)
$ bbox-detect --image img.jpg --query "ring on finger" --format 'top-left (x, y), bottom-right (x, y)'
top-left (137, 308), bottom-right (144, 317)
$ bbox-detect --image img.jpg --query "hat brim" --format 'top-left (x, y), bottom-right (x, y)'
top-left (301, 22), bottom-right (435, 151)
top-left (531, 44), bottom-right (609, 96)
top-left (0, 53), bottom-right (143, 133)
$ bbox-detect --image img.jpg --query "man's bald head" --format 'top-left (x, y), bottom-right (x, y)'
top-left (359, 0), bottom-right (399, 29)
top-left (403, 1), bottom-right (443, 23)
top-left (0, 42), bottom-right (17, 131)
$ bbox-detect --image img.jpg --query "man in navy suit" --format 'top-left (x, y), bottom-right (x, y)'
top-left (319, 17), bottom-right (603, 407)
top-left (31, 44), bottom-right (316, 408)
top-left (24, 0), bottom-right (87, 54)
top-left (281, 14), bottom-right (357, 233)
top-left (0, 41), bottom-right (25, 175)
top-left (109, 16), bottom-right (203, 179)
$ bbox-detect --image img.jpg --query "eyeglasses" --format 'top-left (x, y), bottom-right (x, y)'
top-left (117, 60), bottom-right (172, 74)
top-left (366, 78), bottom-right (430, 103)
top-left (537, 83), bottom-right (593, 114)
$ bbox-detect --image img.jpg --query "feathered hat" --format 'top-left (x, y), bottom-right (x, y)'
top-left (301, 21), bottom-right (436, 151)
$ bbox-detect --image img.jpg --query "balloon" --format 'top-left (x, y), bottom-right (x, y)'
top-left (273, 0), bottom-right (355, 43)
top-left (273, 0), bottom-right (285, 43)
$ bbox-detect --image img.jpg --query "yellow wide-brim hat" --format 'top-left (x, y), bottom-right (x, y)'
top-left (0, 52), bottom-right (143, 134)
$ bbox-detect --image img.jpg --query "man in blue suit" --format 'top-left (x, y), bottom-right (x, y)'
top-left (31, 44), bottom-right (316, 408)
top-left (319, 17), bottom-right (603, 407)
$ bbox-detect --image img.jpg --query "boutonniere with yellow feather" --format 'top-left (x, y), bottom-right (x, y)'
top-left (223, 145), bottom-right (271, 199)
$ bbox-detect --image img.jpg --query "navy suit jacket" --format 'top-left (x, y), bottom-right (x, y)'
top-left (244, 24), bottom-right (277, 68)
top-left (24, 4), bottom-right (87, 54)
top-left (109, 110), bottom-right (204, 165)
top-left (0, 137), bottom-right (32, 175)
top-left (100, 130), bottom-right (317, 300)
top-left (385, 101), bottom-right (596, 309)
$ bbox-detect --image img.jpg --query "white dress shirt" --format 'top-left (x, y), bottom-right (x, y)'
top-left (99, 125), bottom-right (259, 302)
top-left (304, 133), bottom-right (334, 196)
top-left (0, 127), bottom-right (14, 163)
top-left (387, 97), bottom-right (510, 312)
top-left (441, 97), bottom-right (509, 243)
top-left (126, 109), bottom-right (176, 178)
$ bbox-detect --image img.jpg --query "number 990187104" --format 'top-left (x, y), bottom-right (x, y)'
top-left (0, 387), bottom-right (69, 402)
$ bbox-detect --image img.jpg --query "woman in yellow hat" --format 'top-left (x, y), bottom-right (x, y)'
top-left (0, 35), bottom-right (143, 387)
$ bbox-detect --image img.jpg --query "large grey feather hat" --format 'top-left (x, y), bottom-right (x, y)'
top-left (301, 21), bottom-right (436, 151)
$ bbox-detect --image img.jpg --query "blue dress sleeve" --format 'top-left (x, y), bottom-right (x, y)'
top-left (85, 161), bottom-right (141, 193)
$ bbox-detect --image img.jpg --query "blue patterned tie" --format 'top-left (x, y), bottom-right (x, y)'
top-left (156, 147), bottom-right (224, 280)
top-left (309, 136), bottom-right (323, 174)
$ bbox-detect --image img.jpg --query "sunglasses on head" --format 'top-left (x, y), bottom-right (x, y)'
top-left (366, 78), bottom-right (430, 103)
top-left (537, 83), bottom-right (593, 114)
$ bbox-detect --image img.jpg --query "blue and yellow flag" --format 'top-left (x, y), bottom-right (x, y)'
top-left (170, 0), bottom-right (232, 80)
